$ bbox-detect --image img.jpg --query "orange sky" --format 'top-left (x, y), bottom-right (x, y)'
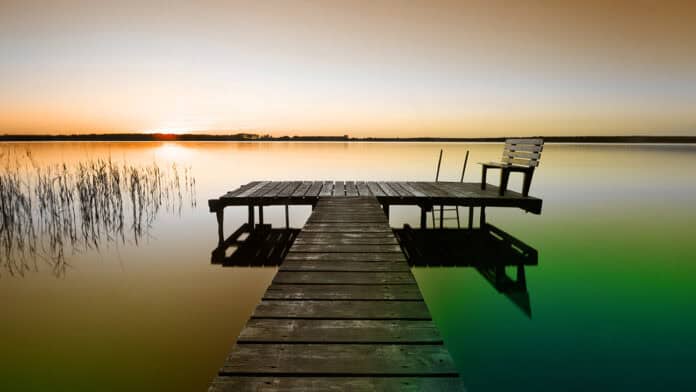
top-left (1, 0), bottom-right (695, 137)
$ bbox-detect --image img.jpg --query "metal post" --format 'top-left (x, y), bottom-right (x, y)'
top-left (435, 149), bottom-right (443, 182)
top-left (285, 205), bottom-right (289, 228)
top-left (460, 150), bottom-right (469, 182)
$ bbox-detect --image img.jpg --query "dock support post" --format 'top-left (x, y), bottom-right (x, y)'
top-left (420, 206), bottom-right (427, 229)
top-left (480, 206), bottom-right (486, 227)
top-left (215, 209), bottom-right (224, 245)
top-left (382, 204), bottom-right (390, 219)
top-left (248, 205), bottom-right (255, 232)
top-left (439, 205), bottom-right (444, 229)
top-left (468, 207), bottom-right (474, 230)
top-left (285, 205), bottom-right (289, 229)
top-left (258, 205), bottom-right (264, 225)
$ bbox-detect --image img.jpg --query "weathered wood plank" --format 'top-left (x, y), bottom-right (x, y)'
top-left (293, 235), bottom-right (398, 245)
top-left (280, 260), bottom-right (410, 272)
top-left (292, 181), bottom-right (313, 197)
top-left (222, 181), bottom-right (259, 198)
top-left (289, 244), bottom-right (403, 253)
top-left (263, 284), bottom-right (421, 299)
top-left (333, 181), bottom-right (345, 196)
top-left (318, 181), bottom-right (334, 196)
top-left (305, 181), bottom-right (324, 197)
top-left (273, 271), bottom-right (416, 284)
top-left (366, 181), bottom-right (386, 196)
top-left (220, 344), bottom-right (456, 375)
top-left (389, 182), bottom-right (413, 197)
top-left (238, 319), bottom-right (439, 343)
top-left (378, 181), bottom-right (399, 197)
top-left (210, 376), bottom-right (465, 392)
top-left (284, 252), bottom-right (406, 262)
top-left (252, 300), bottom-right (431, 319)
top-left (356, 181), bottom-right (371, 196)
top-left (302, 224), bottom-right (392, 233)
top-left (236, 181), bottom-right (270, 198)
top-left (278, 181), bottom-right (302, 197)
top-left (345, 181), bottom-right (358, 196)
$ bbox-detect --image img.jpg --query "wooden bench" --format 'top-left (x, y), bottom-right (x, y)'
top-left (480, 138), bottom-right (544, 197)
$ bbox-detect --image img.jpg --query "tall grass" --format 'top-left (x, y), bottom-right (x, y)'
top-left (0, 149), bottom-right (196, 277)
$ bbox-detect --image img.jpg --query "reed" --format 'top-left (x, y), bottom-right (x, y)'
top-left (0, 148), bottom-right (196, 277)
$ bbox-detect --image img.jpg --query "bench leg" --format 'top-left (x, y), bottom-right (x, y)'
top-left (499, 168), bottom-right (510, 196)
top-left (522, 169), bottom-right (535, 197)
top-left (481, 166), bottom-right (488, 190)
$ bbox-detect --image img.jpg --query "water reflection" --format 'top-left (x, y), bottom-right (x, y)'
top-left (0, 149), bottom-right (196, 277)
top-left (211, 223), bottom-right (299, 266)
top-left (394, 224), bottom-right (537, 317)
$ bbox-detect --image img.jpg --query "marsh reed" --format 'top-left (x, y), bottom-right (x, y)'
top-left (0, 149), bottom-right (196, 277)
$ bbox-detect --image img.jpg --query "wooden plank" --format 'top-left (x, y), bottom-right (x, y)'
top-left (273, 271), bottom-right (416, 284)
top-left (292, 181), bottom-right (313, 197)
top-left (389, 182), bottom-right (413, 197)
top-left (296, 232), bottom-right (396, 239)
top-left (302, 224), bottom-right (392, 233)
top-left (333, 181), bottom-right (345, 196)
top-left (356, 181), bottom-right (371, 196)
top-left (252, 300), bottom-right (430, 319)
top-left (263, 284), bottom-right (420, 299)
top-left (220, 344), bottom-right (456, 375)
top-left (305, 181), bottom-right (324, 197)
top-left (222, 181), bottom-right (259, 198)
top-left (318, 181), bottom-right (334, 196)
top-left (280, 260), bottom-right (409, 272)
top-left (378, 181), bottom-right (399, 197)
top-left (238, 319), bottom-right (439, 343)
top-left (294, 235), bottom-right (398, 245)
top-left (503, 149), bottom-right (541, 159)
top-left (236, 181), bottom-right (270, 198)
top-left (399, 182), bottom-right (427, 197)
top-left (502, 156), bottom-right (539, 167)
top-left (210, 376), bottom-right (465, 392)
top-left (254, 181), bottom-right (286, 198)
top-left (284, 252), bottom-right (406, 262)
top-left (345, 181), bottom-right (358, 196)
top-left (278, 181), bottom-right (303, 197)
top-left (366, 181), bottom-right (386, 196)
top-left (289, 244), bottom-right (403, 253)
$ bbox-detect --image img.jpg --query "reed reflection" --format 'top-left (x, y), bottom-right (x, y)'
top-left (394, 224), bottom-right (537, 318)
top-left (0, 148), bottom-right (196, 277)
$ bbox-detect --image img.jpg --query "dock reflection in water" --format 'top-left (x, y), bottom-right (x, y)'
top-left (211, 218), bottom-right (537, 317)
top-left (394, 224), bottom-right (537, 317)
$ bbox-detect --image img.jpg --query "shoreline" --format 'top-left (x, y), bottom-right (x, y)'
top-left (1, 134), bottom-right (696, 144)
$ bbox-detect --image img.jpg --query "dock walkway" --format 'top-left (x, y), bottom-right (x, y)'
top-left (210, 197), bottom-right (465, 391)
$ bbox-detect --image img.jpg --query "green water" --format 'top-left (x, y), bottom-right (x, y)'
top-left (1, 142), bottom-right (695, 391)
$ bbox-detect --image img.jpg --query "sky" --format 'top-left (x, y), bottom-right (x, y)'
top-left (1, 0), bottom-right (695, 137)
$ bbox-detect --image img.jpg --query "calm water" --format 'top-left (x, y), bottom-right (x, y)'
top-left (1, 142), bottom-right (695, 391)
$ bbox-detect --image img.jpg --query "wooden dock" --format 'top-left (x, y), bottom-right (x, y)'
top-left (210, 197), bottom-right (465, 391)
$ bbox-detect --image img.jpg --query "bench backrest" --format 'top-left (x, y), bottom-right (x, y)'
top-left (502, 138), bottom-right (544, 167)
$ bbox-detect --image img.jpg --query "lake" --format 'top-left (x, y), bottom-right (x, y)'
top-left (1, 141), bottom-right (695, 391)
